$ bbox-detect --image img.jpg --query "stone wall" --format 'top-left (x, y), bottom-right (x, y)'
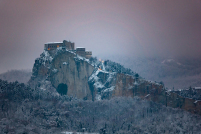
top-left (76, 47), bottom-right (86, 57)
top-left (44, 40), bottom-right (75, 51)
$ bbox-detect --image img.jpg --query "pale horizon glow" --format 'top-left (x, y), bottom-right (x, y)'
top-left (0, 0), bottom-right (201, 73)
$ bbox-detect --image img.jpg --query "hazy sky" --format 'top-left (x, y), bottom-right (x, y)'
top-left (0, 0), bottom-right (201, 73)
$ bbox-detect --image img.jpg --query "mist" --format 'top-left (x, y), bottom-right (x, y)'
top-left (0, 0), bottom-right (201, 73)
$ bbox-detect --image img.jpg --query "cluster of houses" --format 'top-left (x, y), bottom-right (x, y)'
top-left (44, 40), bottom-right (92, 59)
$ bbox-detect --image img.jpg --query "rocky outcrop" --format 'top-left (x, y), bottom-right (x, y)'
top-left (50, 50), bottom-right (94, 99)
top-left (88, 69), bottom-right (201, 115)
top-left (29, 48), bottom-right (94, 99)
top-left (29, 47), bottom-right (201, 115)
top-left (88, 69), bottom-right (163, 101)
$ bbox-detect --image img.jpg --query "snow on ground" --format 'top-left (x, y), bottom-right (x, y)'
top-left (52, 68), bottom-right (58, 73)
top-left (128, 84), bottom-right (134, 89)
top-left (134, 81), bottom-right (138, 85)
top-left (88, 69), bottom-right (100, 81)
top-left (63, 62), bottom-right (68, 65)
top-left (194, 100), bottom-right (198, 104)
top-left (95, 94), bottom-right (101, 101)
top-left (40, 50), bottom-right (53, 65)
top-left (145, 94), bottom-right (150, 98)
top-left (89, 69), bottom-right (116, 90)
top-left (88, 67), bottom-right (117, 101)
top-left (61, 132), bottom-right (99, 134)
top-left (195, 87), bottom-right (201, 90)
top-left (103, 86), bottom-right (115, 92)
top-left (94, 81), bottom-right (105, 88)
top-left (101, 62), bottom-right (105, 71)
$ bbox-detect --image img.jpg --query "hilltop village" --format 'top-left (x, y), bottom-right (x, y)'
top-left (44, 40), bottom-right (92, 59)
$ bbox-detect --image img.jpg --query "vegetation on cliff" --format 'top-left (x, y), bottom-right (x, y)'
top-left (1, 79), bottom-right (201, 134)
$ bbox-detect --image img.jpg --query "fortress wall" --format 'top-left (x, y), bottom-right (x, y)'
top-left (76, 48), bottom-right (86, 57)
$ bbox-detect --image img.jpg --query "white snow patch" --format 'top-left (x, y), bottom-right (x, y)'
top-left (102, 62), bottom-right (105, 71)
top-left (134, 81), bottom-right (138, 85)
top-left (161, 59), bottom-right (182, 66)
top-left (98, 69), bottom-right (109, 74)
top-left (61, 132), bottom-right (98, 134)
top-left (63, 62), bottom-right (68, 65)
top-left (94, 81), bottom-right (104, 88)
top-left (103, 86), bottom-right (115, 92)
top-left (39, 87), bottom-right (46, 90)
top-left (61, 132), bottom-right (73, 134)
top-left (162, 59), bottom-right (174, 64)
top-left (89, 69), bottom-right (117, 96)
top-left (106, 72), bottom-right (116, 82)
top-left (147, 80), bottom-right (161, 86)
top-left (77, 55), bottom-right (84, 60)
top-left (76, 47), bottom-right (85, 49)
top-left (45, 42), bottom-right (62, 44)
top-left (128, 84), bottom-right (134, 89)
top-left (194, 100), bottom-right (198, 104)
top-left (73, 54), bottom-right (92, 65)
top-left (89, 69), bottom-right (109, 81)
top-left (41, 50), bottom-right (53, 64)
top-left (89, 69), bottom-right (100, 81)
top-left (56, 47), bottom-right (63, 51)
top-left (167, 89), bottom-right (172, 92)
top-left (52, 69), bottom-right (58, 73)
top-left (95, 94), bottom-right (101, 101)
top-left (145, 94), bottom-right (150, 98)
top-left (195, 87), bottom-right (201, 90)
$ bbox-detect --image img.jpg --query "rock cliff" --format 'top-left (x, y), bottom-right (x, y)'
top-left (88, 65), bottom-right (201, 115)
top-left (29, 48), bottom-right (94, 99)
top-left (88, 68), bottom-right (163, 101)
top-left (29, 47), bottom-right (201, 115)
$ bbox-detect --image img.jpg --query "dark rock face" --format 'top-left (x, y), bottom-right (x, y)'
top-left (88, 69), bottom-right (201, 115)
top-left (50, 51), bottom-right (94, 99)
top-left (29, 49), bottom-right (94, 99)
top-left (56, 83), bottom-right (68, 95)
top-left (88, 69), bottom-right (163, 100)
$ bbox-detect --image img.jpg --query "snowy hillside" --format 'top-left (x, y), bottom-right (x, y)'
top-left (1, 79), bottom-right (201, 134)
top-left (102, 55), bottom-right (201, 89)
top-left (0, 69), bottom-right (31, 84)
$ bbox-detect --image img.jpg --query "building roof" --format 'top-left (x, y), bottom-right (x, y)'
top-left (45, 42), bottom-right (63, 45)
top-left (76, 47), bottom-right (85, 49)
top-left (195, 87), bottom-right (201, 90)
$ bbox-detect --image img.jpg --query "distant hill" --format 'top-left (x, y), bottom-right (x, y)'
top-left (0, 69), bottom-right (32, 84)
top-left (100, 55), bottom-right (201, 89)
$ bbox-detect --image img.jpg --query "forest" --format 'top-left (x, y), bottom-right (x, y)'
top-left (0, 79), bottom-right (201, 134)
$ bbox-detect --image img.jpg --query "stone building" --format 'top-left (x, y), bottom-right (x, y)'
top-left (76, 47), bottom-right (86, 57)
top-left (44, 40), bottom-right (74, 50)
top-left (75, 48), bottom-right (92, 59)
top-left (85, 51), bottom-right (92, 59)
top-left (44, 40), bottom-right (92, 59)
